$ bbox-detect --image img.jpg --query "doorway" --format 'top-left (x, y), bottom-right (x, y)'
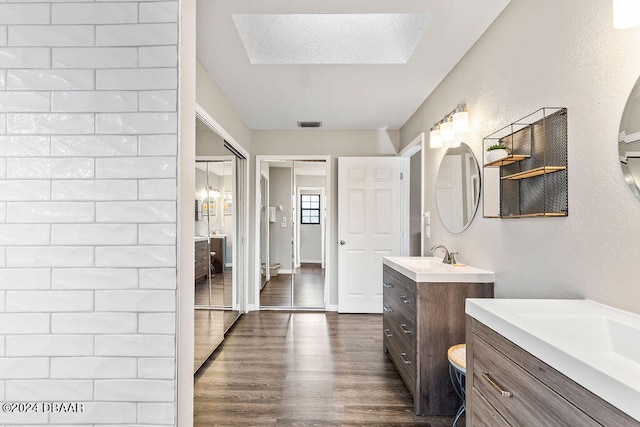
top-left (255, 157), bottom-right (330, 310)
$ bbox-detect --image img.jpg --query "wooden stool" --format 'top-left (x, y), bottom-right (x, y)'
top-left (447, 344), bottom-right (466, 427)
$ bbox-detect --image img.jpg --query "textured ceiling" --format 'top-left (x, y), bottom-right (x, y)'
top-left (196, 0), bottom-right (510, 130)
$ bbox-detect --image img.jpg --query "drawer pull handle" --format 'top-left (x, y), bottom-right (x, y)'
top-left (399, 323), bottom-right (412, 334)
top-left (383, 282), bottom-right (393, 288)
top-left (399, 352), bottom-right (411, 364)
top-left (399, 295), bottom-right (412, 304)
top-left (383, 328), bottom-right (393, 337)
top-left (383, 305), bottom-right (393, 312)
top-left (482, 372), bottom-right (513, 398)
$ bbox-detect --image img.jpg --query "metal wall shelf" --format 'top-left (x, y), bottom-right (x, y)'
top-left (483, 108), bottom-right (568, 218)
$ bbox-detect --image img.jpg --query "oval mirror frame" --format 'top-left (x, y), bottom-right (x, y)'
top-left (435, 142), bottom-right (481, 234)
top-left (619, 75), bottom-right (640, 201)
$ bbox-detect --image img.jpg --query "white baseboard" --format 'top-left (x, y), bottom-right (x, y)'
top-left (246, 304), bottom-right (258, 312)
top-left (276, 269), bottom-right (293, 274)
top-left (326, 304), bottom-right (338, 312)
top-left (300, 259), bottom-right (322, 264)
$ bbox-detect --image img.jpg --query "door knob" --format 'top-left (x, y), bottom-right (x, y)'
top-left (339, 240), bottom-right (346, 245)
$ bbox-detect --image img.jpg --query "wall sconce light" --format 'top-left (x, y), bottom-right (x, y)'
top-left (613, 0), bottom-right (640, 29)
top-left (208, 186), bottom-right (220, 198)
top-left (429, 103), bottom-right (469, 149)
top-left (429, 126), bottom-right (443, 148)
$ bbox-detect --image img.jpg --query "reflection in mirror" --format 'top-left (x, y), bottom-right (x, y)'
top-left (436, 142), bottom-right (481, 233)
top-left (619, 75), bottom-right (640, 201)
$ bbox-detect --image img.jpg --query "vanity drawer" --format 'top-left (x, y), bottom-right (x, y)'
top-left (470, 387), bottom-right (510, 427)
top-left (383, 276), bottom-right (415, 322)
top-left (384, 320), bottom-right (415, 396)
top-left (472, 334), bottom-right (600, 427)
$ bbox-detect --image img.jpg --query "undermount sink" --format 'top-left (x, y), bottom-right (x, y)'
top-left (383, 256), bottom-right (494, 283)
top-left (466, 298), bottom-right (640, 420)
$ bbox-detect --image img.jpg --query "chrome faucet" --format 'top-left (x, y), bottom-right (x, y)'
top-left (431, 244), bottom-right (453, 264)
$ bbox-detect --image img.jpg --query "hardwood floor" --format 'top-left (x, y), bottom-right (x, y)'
top-left (194, 311), bottom-right (464, 426)
top-left (260, 263), bottom-right (325, 308)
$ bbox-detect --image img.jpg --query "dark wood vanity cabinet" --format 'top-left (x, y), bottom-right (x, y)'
top-left (382, 265), bottom-right (493, 416)
top-left (466, 318), bottom-right (639, 426)
top-left (194, 239), bottom-right (209, 282)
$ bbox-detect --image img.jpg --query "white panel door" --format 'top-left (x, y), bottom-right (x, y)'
top-left (338, 157), bottom-right (403, 313)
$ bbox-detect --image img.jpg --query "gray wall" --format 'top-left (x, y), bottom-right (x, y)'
top-left (399, 0), bottom-right (640, 314)
top-left (268, 167), bottom-right (293, 272)
top-left (299, 188), bottom-right (323, 263)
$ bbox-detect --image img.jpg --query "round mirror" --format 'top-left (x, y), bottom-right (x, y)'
top-left (436, 142), bottom-right (481, 233)
top-left (619, 75), bottom-right (640, 201)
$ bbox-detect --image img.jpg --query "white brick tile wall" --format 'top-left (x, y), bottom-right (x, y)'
top-left (96, 23), bottom-right (178, 46)
top-left (7, 158), bottom-right (94, 178)
top-left (52, 2), bottom-right (139, 25)
top-left (8, 25), bottom-right (95, 47)
top-left (7, 113), bottom-right (95, 135)
top-left (1, 2), bottom-right (179, 423)
top-left (52, 224), bottom-right (138, 245)
top-left (138, 358), bottom-right (175, 379)
top-left (138, 135), bottom-right (177, 156)
top-left (95, 157), bottom-right (176, 179)
top-left (8, 69), bottom-right (95, 90)
top-left (52, 180), bottom-right (138, 201)
top-left (139, 179), bottom-right (177, 200)
top-left (52, 313), bottom-right (137, 333)
top-left (95, 379), bottom-right (174, 402)
top-left (0, 136), bottom-right (50, 156)
top-left (96, 290), bottom-right (175, 312)
top-left (139, 90), bottom-right (177, 112)
top-left (53, 47), bottom-right (139, 69)
top-left (139, 268), bottom-right (176, 289)
top-left (96, 112), bottom-right (177, 134)
top-left (0, 47), bottom-right (50, 68)
top-left (0, 4), bottom-right (50, 25)
top-left (6, 290), bottom-right (94, 312)
top-left (7, 201), bottom-right (94, 223)
top-left (6, 379), bottom-right (93, 400)
top-left (53, 91), bottom-right (138, 113)
top-left (0, 180), bottom-right (50, 200)
top-left (140, 1), bottom-right (178, 23)
top-left (0, 92), bottom-right (51, 112)
top-left (0, 268), bottom-right (50, 290)
top-left (6, 335), bottom-right (93, 356)
top-left (7, 246), bottom-right (94, 267)
top-left (96, 201), bottom-right (176, 223)
top-left (95, 335), bottom-right (175, 357)
top-left (139, 313), bottom-right (175, 334)
top-left (139, 45), bottom-right (177, 67)
top-left (139, 223), bottom-right (176, 245)
top-left (95, 246), bottom-right (176, 268)
top-left (0, 357), bottom-right (49, 378)
top-left (51, 357), bottom-right (137, 379)
top-left (51, 135), bottom-right (137, 157)
top-left (52, 268), bottom-right (138, 289)
top-left (0, 224), bottom-right (50, 245)
top-left (0, 313), bottom-right (49, 334)
top-left (50, 402), bottom-right (136, 425)
top-left (97, 68), bottom-right (178, 90)
top-left (138, 402), bottom-right (175, 425)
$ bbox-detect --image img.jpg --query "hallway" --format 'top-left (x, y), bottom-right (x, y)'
top-left (194, 311), bottom-right (462, 426)
top-left (260, 263), bottom-right (325, 308)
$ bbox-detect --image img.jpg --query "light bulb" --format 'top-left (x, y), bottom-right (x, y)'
top-left (453, 109), bottom-right (469, 134)
top-left (429, 127), bottom-right (442, 148)
top-left (614, 0), bottom-right (640, 29)
top-left (440, 118), bottom-right (454, 142)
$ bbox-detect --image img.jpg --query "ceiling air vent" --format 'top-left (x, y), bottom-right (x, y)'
top-left (297, 121), bottom-right (322, 128)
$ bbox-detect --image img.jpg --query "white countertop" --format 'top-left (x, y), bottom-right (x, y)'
top-left (195, 236), bottom-right (208, 242)
top-left (466, 298), bottom-right (640, 421)
top-left (383, 256), bottom-right (495, 283)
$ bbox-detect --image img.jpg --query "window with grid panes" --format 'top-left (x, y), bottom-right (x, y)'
top-left (300, 194), bottom-right (320, 224)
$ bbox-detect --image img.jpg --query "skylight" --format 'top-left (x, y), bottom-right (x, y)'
top-left (232, 14), bottom-right (431, 64)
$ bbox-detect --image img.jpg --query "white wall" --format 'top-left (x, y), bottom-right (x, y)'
top-left (399, 0), bottom-right (640, 314)
top-left (0, 1), bottom-right (179, 425)
top-left (299, 188), bottom-right (323, 263)
top-left (268, 167), bottom-right (293, 272)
